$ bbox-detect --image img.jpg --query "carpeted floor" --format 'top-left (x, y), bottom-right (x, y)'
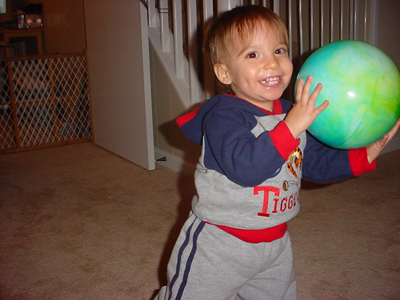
top-left (0, 142), bottom-right (399, 300)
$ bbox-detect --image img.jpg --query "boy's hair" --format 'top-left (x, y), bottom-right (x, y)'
top-left (204, 5), bottom-right (289, 66)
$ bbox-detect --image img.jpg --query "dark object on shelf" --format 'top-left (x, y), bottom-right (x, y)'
top-left (23, 3), bottom-right (42, 14)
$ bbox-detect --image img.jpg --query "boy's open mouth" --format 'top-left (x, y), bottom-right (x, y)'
top-left (260, 76), bottom-right (281, 86)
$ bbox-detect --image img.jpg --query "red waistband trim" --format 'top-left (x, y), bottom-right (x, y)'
top-left (205, 222), bottom-right (287, 243)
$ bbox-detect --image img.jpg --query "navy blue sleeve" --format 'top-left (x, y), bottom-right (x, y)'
top-left (302, 132), bottom-right (354, 184)
top-left (202, 108), bottom-right (286, 187)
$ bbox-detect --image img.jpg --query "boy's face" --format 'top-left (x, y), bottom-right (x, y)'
top-left (214, 25), bottom-right (293, 111)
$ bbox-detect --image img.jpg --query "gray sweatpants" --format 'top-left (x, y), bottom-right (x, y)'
top-left (156, 213), bottom-right (297, 300)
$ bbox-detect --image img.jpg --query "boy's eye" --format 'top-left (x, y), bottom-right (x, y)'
top-left (246, 52), bottom-right (259, 58)
top-left (275, 48), bottom-right (287, 54)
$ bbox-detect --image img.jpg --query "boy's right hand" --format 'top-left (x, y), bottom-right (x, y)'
top-left (284, 75), bottom-right (329, 138)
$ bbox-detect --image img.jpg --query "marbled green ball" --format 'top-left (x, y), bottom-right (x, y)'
top-left (296, 40), bottom-right (400, 149)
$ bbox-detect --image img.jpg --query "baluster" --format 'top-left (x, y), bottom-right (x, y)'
top-left (172, 1), bottom-right (184, 78)
top-left (187, 0), bottom-right (202, 103)
top-left (159, 0), bottom-right (170, 52)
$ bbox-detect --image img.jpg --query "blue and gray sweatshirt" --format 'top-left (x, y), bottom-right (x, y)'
top-left (177, 94), bottom-right (375, 243)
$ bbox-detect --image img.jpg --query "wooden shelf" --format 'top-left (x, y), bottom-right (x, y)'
top-left (0, 28), bottom-right (44, 57)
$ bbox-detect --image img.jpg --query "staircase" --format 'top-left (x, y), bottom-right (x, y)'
top-left (145, 0), bottom-right (378, 109)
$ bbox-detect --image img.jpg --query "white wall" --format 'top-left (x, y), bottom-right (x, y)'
top-left (84, 0), bottom-right (155, 170)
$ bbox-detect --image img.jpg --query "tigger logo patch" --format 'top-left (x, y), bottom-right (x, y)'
top-left (287, 146), bottom-right (303, 178)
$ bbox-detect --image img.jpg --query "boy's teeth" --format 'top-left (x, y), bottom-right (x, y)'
top-left (261, 77), bottom-right (279, 84)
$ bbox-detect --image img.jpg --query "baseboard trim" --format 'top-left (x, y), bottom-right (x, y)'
top-left (154, 148), bottom-right (196, 177)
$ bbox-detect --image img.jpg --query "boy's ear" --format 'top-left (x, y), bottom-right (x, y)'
top-left (214, 63), bottom-right (232, 85)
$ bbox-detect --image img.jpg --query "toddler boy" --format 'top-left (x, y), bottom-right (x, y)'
top-left (155, 5), bottom-right (399, 300)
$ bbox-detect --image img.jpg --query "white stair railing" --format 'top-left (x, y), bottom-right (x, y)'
top-left (145, 0), bottom-right (377, 109)
top-left (147, 0), bottom-right (201, 110)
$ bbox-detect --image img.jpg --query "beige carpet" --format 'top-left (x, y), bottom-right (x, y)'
top-left (0, 142), bottom-right (399, 300)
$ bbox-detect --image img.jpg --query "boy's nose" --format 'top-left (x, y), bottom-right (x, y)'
top-left (263, 57), bottom-right (279, 70)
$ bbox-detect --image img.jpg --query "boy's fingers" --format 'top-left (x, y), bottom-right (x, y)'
top-left (309, 83), bottom-right (323, 102)
top-left (301, 76), bottom-right (313, 101)
top-left (390, 119), bottom-right (400, 134)
top-left (295, 78), bottom-right (304, 101)
top-left (315, 100), bottom-right (329, 114)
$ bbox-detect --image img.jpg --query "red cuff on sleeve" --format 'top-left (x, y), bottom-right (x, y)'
top-left (269, 121), bottom-right (300, 160)
top-left (349, 148), bottom-right (376, 176)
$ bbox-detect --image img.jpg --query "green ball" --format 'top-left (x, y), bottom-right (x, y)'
top-left (296, 40), bottom-right (400, 149)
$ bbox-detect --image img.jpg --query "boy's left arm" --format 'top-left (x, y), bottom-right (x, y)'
top-left (303, 119), bottom-right (400, 183)
top-left (302, 134), bottom-right (355, 184)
